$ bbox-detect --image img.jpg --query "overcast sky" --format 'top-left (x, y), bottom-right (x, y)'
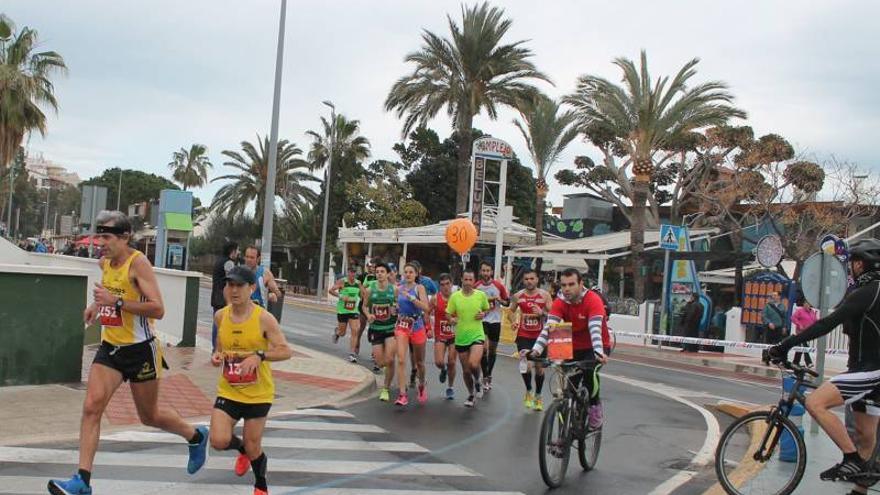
top-left (6, 0), bottom-right (879, 211)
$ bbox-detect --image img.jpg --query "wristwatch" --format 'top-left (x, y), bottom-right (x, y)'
top-left (115, 297), bottom-right (124, 313)
top-left (256, 350), bottom-right (266, 361)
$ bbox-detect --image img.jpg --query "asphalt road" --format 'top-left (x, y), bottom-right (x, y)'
top-left (196, 288), bottom-right (784, 495)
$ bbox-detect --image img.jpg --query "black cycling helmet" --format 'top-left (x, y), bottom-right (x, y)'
top-left (849, 238), bottom-right (880, 271)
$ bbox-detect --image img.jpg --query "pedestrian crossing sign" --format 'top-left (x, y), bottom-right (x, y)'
top-left (660, 224), bottom-right (682, 250)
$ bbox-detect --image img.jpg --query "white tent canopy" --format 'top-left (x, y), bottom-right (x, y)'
top-left (699, 260), bottom-right (796, 285)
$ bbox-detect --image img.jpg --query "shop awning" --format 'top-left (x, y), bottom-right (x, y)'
top-left (164, 212), bottom-right (193, 232)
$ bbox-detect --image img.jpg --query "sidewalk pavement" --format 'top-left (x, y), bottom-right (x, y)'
top-left (0, 324), bottom-right (375, 447)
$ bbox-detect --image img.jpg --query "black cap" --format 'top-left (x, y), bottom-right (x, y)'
top-left (225, 266), bottom-right (257, 285)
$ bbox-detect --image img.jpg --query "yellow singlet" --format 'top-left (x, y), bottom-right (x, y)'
top-left (99, 250), bottom-right (154, 346)
top-left (216, 305), bottom-right (274, 404)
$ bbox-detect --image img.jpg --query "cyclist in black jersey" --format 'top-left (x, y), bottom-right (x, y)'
top-left (768, 238), bottom-right (880, 488)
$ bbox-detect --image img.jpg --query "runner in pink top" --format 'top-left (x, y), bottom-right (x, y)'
top-left (791, 300), bottom-right (818, 367)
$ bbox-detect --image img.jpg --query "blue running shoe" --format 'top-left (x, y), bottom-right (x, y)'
top-left (445, 387), bottom-right (455, 400)
top-left (187, 425), bottom-right (209, 474)
top-left (48, 473), bottom-right (92, 495)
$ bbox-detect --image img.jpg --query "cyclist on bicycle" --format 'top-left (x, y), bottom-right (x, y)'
top-left (768, 238), bottom-right (880, 486)
top-left (527, 268), bottom-right (610, 429)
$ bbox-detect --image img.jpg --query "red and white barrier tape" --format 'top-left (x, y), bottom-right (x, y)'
top-left (611, 331), bottom-right (848, 356)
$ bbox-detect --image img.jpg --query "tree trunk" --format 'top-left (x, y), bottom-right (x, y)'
top-left (535, 190), bottom-right (546, 245)
top-left (631, 179), bottom-right (648, 302)
top-left (455, 117), bottom-right (474, 215)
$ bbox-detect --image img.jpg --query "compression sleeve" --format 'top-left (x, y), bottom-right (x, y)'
top-left (532, 314), bottom-right (562, 355)
top-left (778, 283), bottom-right (880, 352)
top-left (585, 292), bottom-right (606, 356)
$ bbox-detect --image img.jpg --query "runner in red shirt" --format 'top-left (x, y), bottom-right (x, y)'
top-left (509, 269), bottom-right (552, 411)
top-left (528, 268), bottom-right (610, 429)
top-left (432, 273), bottom-right (458, 400)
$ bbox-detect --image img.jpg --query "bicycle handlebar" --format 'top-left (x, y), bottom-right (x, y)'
top-left (762, 349), bottom-right (819, 378)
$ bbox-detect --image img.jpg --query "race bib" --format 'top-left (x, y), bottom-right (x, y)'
top-left (98, 305), bottom-right (123, 327)
top-left (522, 314), bottom-right (542, 332)
top-left (439, 319), bottom-right (455, 339)
top-left (222, 356), bottom-right (258, 386)
top-left (344, 299), bottom-right (357, 311)
top-left (373, 304), bottom-right (390, 320)
top-left (547, 323), bottom-right (573, 361)
top-left (395, 316), bottom-right (415, 333)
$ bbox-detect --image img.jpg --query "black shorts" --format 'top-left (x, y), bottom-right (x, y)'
top-left (456, 340), bottom-right (485, 353)
top-left (93, 339), bottom-right (168, 383)
top-left (516, 336), bottom-right (547, 358)
top-left (337, 313), bottom-right (359, 323)
top-left (368, 327), bottom-right (395, 345)
top-left (482, 322), bottom-right (501, 342)
top-left (214, 397), bottom-right (272, 421)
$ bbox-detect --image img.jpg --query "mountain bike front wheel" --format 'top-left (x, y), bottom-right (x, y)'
top-left (539, 399), bottom-right (572, 488)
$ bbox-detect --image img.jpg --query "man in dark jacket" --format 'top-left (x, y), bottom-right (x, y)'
top-left (211, 241), bottom-right (239, 351)
top-left (682, 293), bottom-right (703, 352)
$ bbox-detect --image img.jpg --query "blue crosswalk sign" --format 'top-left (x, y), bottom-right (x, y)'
top-left (660, 224), bottom-right (682, 250)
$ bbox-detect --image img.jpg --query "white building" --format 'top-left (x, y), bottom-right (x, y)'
top-left (25, 153), bottom-right (81, 189)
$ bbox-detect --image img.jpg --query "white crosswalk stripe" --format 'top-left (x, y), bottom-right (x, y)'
top-left (1, 409), bottom-right (525, 494)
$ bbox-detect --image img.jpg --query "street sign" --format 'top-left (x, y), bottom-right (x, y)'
top-left (755, 235), bottom-right (784, 268)
top-left (801, 252), bottom-right (847, 308)
top-left (659, 224), bottom-right (681, 250)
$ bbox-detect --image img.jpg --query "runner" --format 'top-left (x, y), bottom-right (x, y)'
top-left (210, 266), bottom-right (293, 495)
top-left (433, 273), bottom-right (458, 400)
top-left (527, 268), bottom-right (611, 429)
top-left (446, 270), bottom-right (490, 407)
top-left (509, 269), bottom-right (552, 411)
top-left (362, 262), bottom-right (398, 402)
top-left (394, 262), bottom-right (431, 406)
top-left (408, 261), bottom-right (438, 387)
top-left (211, 241), bottom-right (239, 351)
top-left (359, 259), bottom-right (380, 373)
top-left (475, 261), bottom-right (509, 391)
top-left (242, 246), bottom-right (283, 308)
top-left (48, 211), bottom-right (208, 495)
top-left (329, 266), bottom-right (363, 363)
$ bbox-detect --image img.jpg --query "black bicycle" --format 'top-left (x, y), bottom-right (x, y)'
top-left (535, 357), bottom-right (603, 488)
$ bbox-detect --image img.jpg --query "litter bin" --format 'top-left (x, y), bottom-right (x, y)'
top-left (267, 287), bottom-right (285, 322)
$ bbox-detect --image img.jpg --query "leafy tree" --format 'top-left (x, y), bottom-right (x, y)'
top-left (168, 143), bottom-right (212, 190)
top-left (0, 15), bottom-right (67, 171)
top-left (562, 51), bottom-right (746, 301)
top-left (82, 168), bottom-right (180, 215)
top-left (0, 148), bottom-right (40, 237)
top-left (211, 136), bottom-right (318, 221)
top-left (344, 160), bottom-right (428, 229)
top-left (384, 2), bottom-right (549, 214)
top-left (512, 93), bottom-right (578, 244)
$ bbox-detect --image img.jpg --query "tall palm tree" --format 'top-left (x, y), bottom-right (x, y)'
top-left (384, 2), bottom-right (550, 214)
top-left (513, 94), bottom-right (578, 245)
top-left (210, 136), bottom-right (319, 221)
top-left (305, 112), bottom-right (371, 170)
top-left (564, 50), bottom-right (745, 301)
top-left (0, 15), bottom-right (67, 171)
top-left (168, 143), bottom-right (212, 190)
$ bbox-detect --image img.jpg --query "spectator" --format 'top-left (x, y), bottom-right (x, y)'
top-left (681, 292), bottom-right (704, 353)
top-left (210, 241), bottom-right (240, 351)
top-left (790, 300), bottom-right (818, 367)
top-left (762, 291), bottom-right (787, 344)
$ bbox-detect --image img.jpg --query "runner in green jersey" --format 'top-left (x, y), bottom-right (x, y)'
top-left (329, 266), bottom-right (363, 363)
top-left (446, 270), bottom-right (489, 407)
top-left (363, 262), bottom-right (398, 402)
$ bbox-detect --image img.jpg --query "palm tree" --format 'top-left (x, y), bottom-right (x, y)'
top-left (210, 136), bottom-right (319, 222)
top-left (564, 50), bottom-right (745, 301)
top-left (384, 2), bottom-right (550, 214)
top-left (305, 112), bottom-right (371, 170)
top-left (513, 94), bottom-right (578, 245)
top-left (0, 15), bottom-right (67, 171)
top-left (168, 144), bottom-right (212, 190)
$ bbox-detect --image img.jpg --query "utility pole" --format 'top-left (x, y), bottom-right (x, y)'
top-left (316, 101), bottom-right (335, 302)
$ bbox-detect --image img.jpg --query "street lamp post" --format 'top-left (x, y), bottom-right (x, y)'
top-left (315, 100), bottom-right (335, 302)
top-left (259, 0), bottom-right (288, 271)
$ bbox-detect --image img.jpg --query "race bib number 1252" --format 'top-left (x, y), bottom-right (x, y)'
top-left (98, 305), bottom-right (122, 327)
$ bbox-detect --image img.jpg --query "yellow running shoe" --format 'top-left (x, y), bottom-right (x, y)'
top-left (523, 392), bottom-right (534, 410)
top-left (379, 387), bottom-right (390, 402)
top-left (534, 397), bottom-right (544, 412)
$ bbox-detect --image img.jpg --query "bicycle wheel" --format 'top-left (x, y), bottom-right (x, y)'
top-left (578, 426), bottom-right (602, 471)
top-left (715, 410), bottom-right (806, 495)
top-left (539, 399), bottom-right (572, 488)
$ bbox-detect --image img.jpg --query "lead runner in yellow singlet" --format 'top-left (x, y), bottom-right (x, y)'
top-left (210, 266), bottom-right (292, 495)
top-left (48, 211), bottom-right (209, 495)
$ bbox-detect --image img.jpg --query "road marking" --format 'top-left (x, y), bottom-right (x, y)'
top-left (604, 373), bottom-right (721, 495)
top-left (0, 447), bottom-right (474, 476)
top-left (191, 419), bottom-right (385, 433)
top-left (2, 476), bottom-right (524, 495)
top-left (274, 408), bottom-right (355, 418)
top-left (101, 431), bottom-right (427, 452)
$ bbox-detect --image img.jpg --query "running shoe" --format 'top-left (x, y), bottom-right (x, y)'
top-left (439, 366), bottom-right (447, 384)
top-left (187, 425), bottom-right (209, 474)
top-left (348, 353), bottom-right (358, 363)
top-left (588, 403), bottom-right (604, 429)
top-left (523, 392), bottom-right (534, 410)
top-left (395, 392), bottom-right (409, 406)
top-left (464, 395), bottom-right (475, 408)
top-left (445, 387), bottom-right (455, 400)
top-left (47, 473), bottom-right (92, 495)
top-left (234, 453), bottom-right (250, 476)
top-left (253, 488), bottom-right (268, 495)
top-left (534, 398), bottom-right (544, 412)
top-left (418, 384), bottom-right (428, 404)
top-left (379, 387), bottom-right (390, 402)
top-left (820, 456), bottom-right (866, 481)
top-left (475, 381), bottom-right (483, 399)
top-left (485, 376), bottom-right (493, 391)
